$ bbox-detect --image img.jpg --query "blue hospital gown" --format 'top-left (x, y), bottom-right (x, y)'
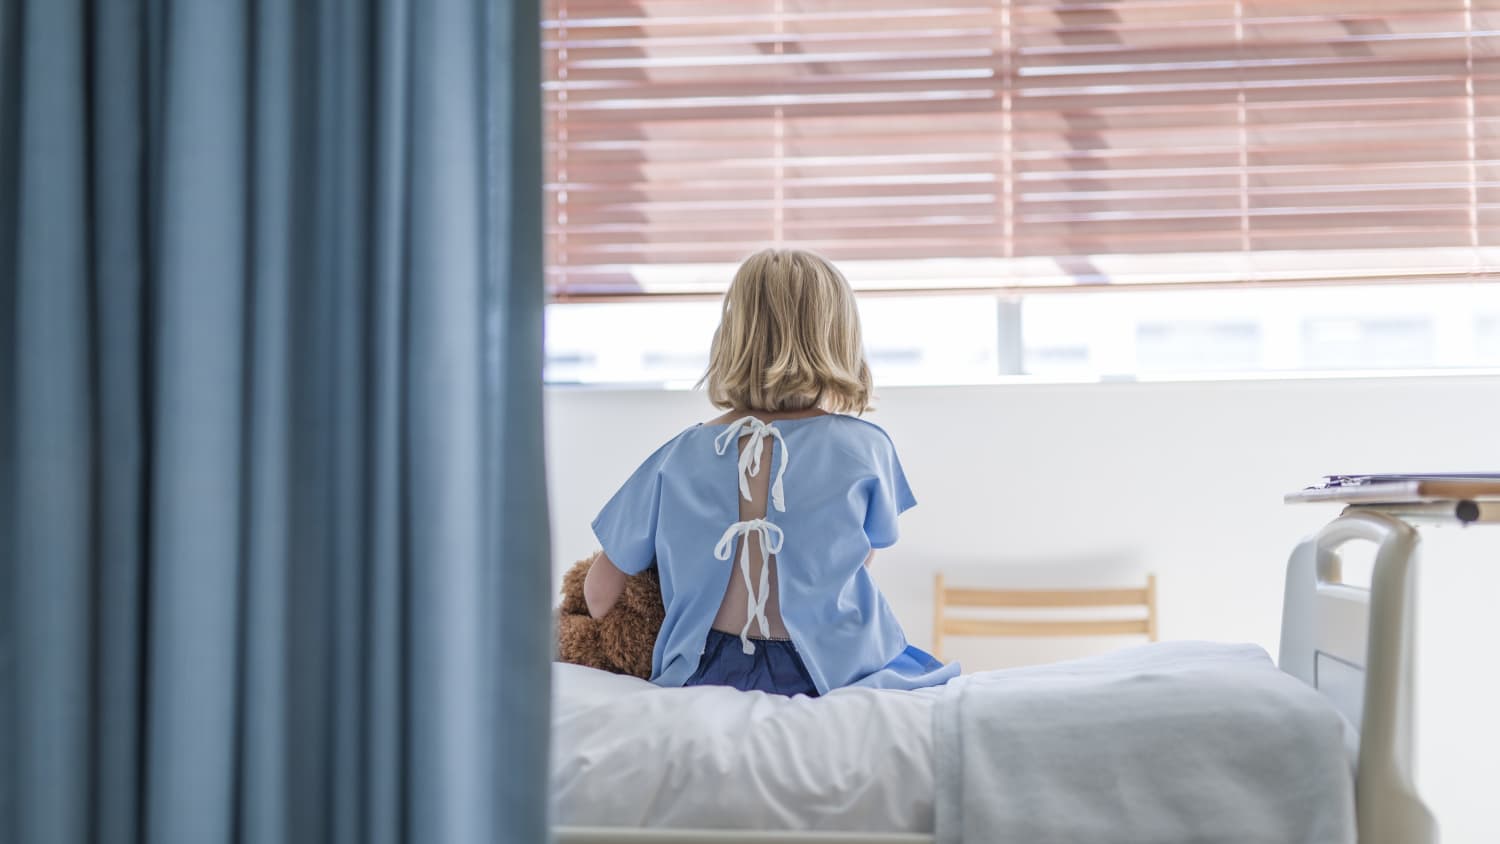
top-left (591, 413), bottom-right (959, 694)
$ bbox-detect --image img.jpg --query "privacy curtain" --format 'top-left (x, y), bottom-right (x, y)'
top-left (0, 1), bottom-right (550, 843)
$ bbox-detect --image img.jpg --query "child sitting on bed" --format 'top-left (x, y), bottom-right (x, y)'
top-left (582, 248), bottom-right (958, 697)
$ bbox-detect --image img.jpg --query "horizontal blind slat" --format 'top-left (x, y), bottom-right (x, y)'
top-left (545, 0), bottom-right (1500, 297)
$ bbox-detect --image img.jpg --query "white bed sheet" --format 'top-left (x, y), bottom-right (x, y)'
top-left (551, 663), bottom-right (942, 833)
top-left (932, 642), bottom-right (1357, 844)
top-left (551, 648), bottom-right (1356, 836)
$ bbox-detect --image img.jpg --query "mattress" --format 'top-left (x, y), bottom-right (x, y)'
top-left (551, 663), bottom-right (942, 833)
top-left (551, 649), bottom-right (1357, 836)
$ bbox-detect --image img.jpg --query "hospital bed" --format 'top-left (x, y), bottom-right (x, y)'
top-left (552, 509), bottom-right (1435, 844)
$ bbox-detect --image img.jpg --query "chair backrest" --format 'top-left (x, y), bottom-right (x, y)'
top-left (931, 573), bottom-right (1157, 661)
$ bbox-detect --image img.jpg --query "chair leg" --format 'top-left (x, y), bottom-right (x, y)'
top-left (933, 572), bottom-right (946, 661)
top-left (1146, 573), bottom-right (1158, 642)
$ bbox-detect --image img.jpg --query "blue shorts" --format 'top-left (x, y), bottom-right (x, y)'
top-left (684, 629), bottom-right (820, 697)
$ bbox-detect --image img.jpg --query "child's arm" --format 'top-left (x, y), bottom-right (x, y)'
top-left (583, 551), bottom-right (628, 618)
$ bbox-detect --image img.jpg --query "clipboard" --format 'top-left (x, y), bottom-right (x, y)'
top-left (1286, 473), bottom-right (1500, 504)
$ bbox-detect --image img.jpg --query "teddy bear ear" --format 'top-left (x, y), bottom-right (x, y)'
top-left (556, 611), bottom-right (607, 671)
top-left (558, 556), bottom-right (594, 616)
top-left (597, 610), bottom-right (655, 680)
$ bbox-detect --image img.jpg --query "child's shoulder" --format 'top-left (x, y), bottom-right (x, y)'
top-left (812, 415), bottom-right (904, 465)
top-left (623, 425), bottom-right (702, 472)
top-left (822, 413), bottom-right (896, 439)
top-left (660, 423), bottom-right (710, 453)
top-left (822, 412), bottom-right (898, 442)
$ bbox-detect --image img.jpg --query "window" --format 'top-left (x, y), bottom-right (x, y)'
top-left (545, 282), bottom-right (1500, 384)
top-left (542, 1), bottom-right (1500, 383)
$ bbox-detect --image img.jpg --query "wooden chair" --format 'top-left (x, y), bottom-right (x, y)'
top-left (932, 573), bottom-right (1158, 661)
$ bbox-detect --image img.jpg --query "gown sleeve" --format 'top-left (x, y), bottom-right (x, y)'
top-left (862, 438), bottom-right (918, 550)
top-left (590, 438), bottom-right (677, 575)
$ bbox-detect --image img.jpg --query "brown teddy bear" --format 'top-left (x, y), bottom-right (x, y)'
top-left (556, 554), bottom-right (665, 679)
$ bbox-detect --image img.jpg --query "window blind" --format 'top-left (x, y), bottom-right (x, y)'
top-left (543, 0), bottom-right (1500, 300)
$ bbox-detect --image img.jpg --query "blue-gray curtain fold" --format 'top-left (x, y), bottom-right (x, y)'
top-left (0, 1), bottom-right (551, 843)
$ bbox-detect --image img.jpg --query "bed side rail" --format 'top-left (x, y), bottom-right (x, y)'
top-left (1279, 510), bottom-right (1437, 844)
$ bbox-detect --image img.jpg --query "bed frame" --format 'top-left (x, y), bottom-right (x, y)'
top-left (557, 509), bottom-right (1437, 844)
top-left (1279, 509), bottom-right (1436, 844)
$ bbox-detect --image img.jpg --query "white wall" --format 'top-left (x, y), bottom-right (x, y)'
top-left (545, 375), bottom-right (1500, 838)
top-left (547, 376), bottom-right (1499, 650)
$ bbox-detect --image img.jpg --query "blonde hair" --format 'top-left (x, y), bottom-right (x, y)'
top-left (700, 248), bottom-right (873, 414)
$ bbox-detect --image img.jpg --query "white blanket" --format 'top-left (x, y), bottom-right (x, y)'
top-left (552, 663), bottom-right (942, 831)
top-left (933, 641), bottom-right (1357, 844)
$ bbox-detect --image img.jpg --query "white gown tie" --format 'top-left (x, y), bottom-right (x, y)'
top-left (712, 416), bottom-right (790, 514)
top-left (713, 519), bottom-right (786, 655)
